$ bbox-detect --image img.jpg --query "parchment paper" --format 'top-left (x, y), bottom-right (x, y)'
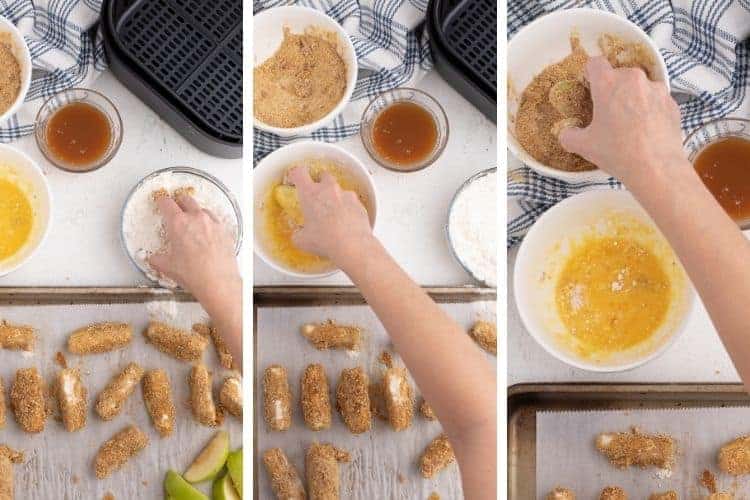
top-left (0, 300), bottom-right (242, 499)
top-left (255, 301), bottom-right (497, 500)
top-left (536, 408), bottom-right (750, 499)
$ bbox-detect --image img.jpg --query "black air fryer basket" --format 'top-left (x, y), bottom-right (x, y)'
top-left (101, 0), bottom-right (243, 159)
top-left (427, 0), bottom-right (497, 122)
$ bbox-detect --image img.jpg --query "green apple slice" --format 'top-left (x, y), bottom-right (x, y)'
top-left (184, 431), bottom-right (230, 483)
top-left (226, 448), bottom-right (243, 497)
top-left (164, 470), bottom-right (208, 500)
top-left (213, 473), bottom-right (241, 500)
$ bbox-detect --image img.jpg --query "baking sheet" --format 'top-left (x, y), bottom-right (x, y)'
top-left (0, 294), bottom-right (242, 499)
top-left (536, 407), bottom-right (750, 499)
top-left (255, 298), bottom-right (496, 499)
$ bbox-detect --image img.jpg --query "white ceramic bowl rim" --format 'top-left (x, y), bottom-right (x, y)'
top-left (0, 16), bottom-right (32, 125)
top-left (252, 6), bottom-right (358, 137)
top-left (514, 190), bottom-right (695, 372)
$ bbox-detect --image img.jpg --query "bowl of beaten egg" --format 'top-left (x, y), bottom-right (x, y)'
top-left (0, 145), bottom-right (52, 277)
top-left (514, 190), bottom-right (694, 371)
top-left (254, 141), bottom-right (378, 278)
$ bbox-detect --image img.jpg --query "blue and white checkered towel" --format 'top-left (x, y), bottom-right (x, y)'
top-left (0, 0), bottom-right (106, 142)
top-left (508, 0), bottom-right (750, 247)
top-left (253, 0), bottom-right (433, 163)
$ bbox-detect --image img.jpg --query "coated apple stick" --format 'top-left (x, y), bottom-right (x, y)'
top-left (94, 425), bottom-right (149, 479)
top-left (10, 368), bottom-right (46, 433)
top-left (336, 367), bottom-right (371, 434)
top-left (264, 365), bottom-right (292, 431)
top-left (189, 364), bottom-right (219, 426)
top-left (383, 367), bottom-right (414, 431)
top-left (262, 448), bottom-right (306, 500)
top-left (67, 322), bottom-right (132, 354)
top-left (300, 321), bottom-right (361, 351)
top-left (547, 487), bottom-right (576, 500)
top-left (0, 320), bottom-right (35, 352)
top-left (219, 376), bottom-right (242, 418)
top-left (0, 454), bottom-right (12, 500)
top-left (306, 443), bottom-right (350, 500)
top-left (55, 368), bottom-right (87, 432)
top-left (301, 363), bottom-right (331, 431)
top-left (95, 363), bottom-right (144, 421)
top-left (649, 492), bottom-right (677, 500)
top-left (143, 321), bottom-right (208, 362)
top-left (420, 434), bottom-right (455, 478)
top-left (719, 435), bottom-right (750, 475)
top-left (600, 486), bottom-right (627, 500)
top-left (595, 429), bottom-right (675, 470)
top-left (193, 323), bottom-right (233, 370)
top-left (142, 370), bottom-right (175, 437)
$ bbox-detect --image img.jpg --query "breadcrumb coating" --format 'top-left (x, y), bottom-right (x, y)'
top-left (383, 367), bottom-right (414, 431)
top-left (718, 435), bottom-right (750, 475)
top-left (67, 322), bottom-right (132, 354)
top-left (142, 370), bottom-right (175, 437)
top-left (143, 321), bottom-right (208, 362)
top-left (469, 320), bottom-right (497, 355)
top-left (0, 320), bottom-right (35, 351)
top-left (193, 323), bottom-right (233, 370)
top-left (188, 364), bottom-right (220, 427)
top-left (301, 364), bottom-right (331, 431)
top-left (95, 363), bottom-right (144, 421)
top-left (420, 434), bottom-right (455, 478)
top-left (300, 321), bottom-right (361, 351)
top-left (94, 425), bottom-right (149, 479)
top-left (336, 367), bottom-right (372, 434)
top-left (419, 399), bottom-right (437, 421)
top-left (649, 492), bottom-right (677, 500)
top-left (264, 365), bottom-right (292, 431)
top-left (595, 429), bottom-right (675, 470)
top-left (10, 367), bottom-right (46, 433)
top-left (547, 488), bottom-right (575, 500)
top-left (600, 486), bottom-right (627, 500)
top-left (0, 454), bottom-right (12, 499)
top-left (0, 445), bottom-right (23, 463)
top-left (55, 368), bottom-right (87, 432)
top-left (262, 448), bottom-right (306, 500)
top-left (219, 376), bottom-right (242, 418)
top-left (306, 442), bottom-right (350, 500)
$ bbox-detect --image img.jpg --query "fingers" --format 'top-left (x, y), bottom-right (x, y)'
top-left (148, 252), bottom-right (173, 277)
top-left (175, 194), bottom-right (202, 213)
top-left (319, 172), bottom-right (338, 188)
top-left (559, 126), bottom-right (590, 157)
top-left (584, 56), bottom-right (614, 100)
top-left (288, 166), bottom-right (314, 191)
top-left (154, 195), bottom-right (182, 221)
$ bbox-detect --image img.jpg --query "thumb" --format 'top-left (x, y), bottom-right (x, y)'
top-left (558, 124), bottom-right (590, 156)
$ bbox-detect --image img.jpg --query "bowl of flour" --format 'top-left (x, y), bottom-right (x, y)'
top-left (447, 168), bottom-right (497, 288)
top-left (121, 167), bottom-right (242, 288)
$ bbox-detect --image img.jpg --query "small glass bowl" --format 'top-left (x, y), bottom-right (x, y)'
top-left (360, 87), bottom-right (449, 172)
top-left (34, 88), bottom-right (123, 173)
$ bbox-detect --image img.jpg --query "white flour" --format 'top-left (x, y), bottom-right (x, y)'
top-left (448, 170), bottom-right (497, 287)
top-left (122, 170), bottom-right (239, 287)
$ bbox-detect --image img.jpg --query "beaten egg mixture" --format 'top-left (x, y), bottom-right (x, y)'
top-left (555, 235), bottom-right (672, 358)
top-left (0, 176), bottom-right (33, 261)
top-left (262, 159), bottom-right (369, 272)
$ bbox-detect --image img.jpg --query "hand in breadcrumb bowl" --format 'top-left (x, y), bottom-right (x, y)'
top-left (287, 166), bottom-right (372, 264)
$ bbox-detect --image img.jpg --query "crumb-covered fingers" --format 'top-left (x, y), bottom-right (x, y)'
top-left (142, 370), bottom-right (175, 437)
top-left (600, 486), bottom-right (627, 500)
top-left (469, 320), bottom-right (497, 355)
top-left (55, 368), bottom-right (87, 432)
top-left (219, 376), bottom-right (242, 418)
top-left (94, 425), bottom-right (149, 479)
top-left (547, 487), bottom-right (575, 500)
top-left (262, 448), bottom-right (306, 500)
top-left (95, 363), bottom-right (144, 421)
top-left (10, 368), bottom-right (46, 433)
top-left (420, 434), bottom-right (455, 478)
top-left (189, 364), bottom-right (219, 426)
top-left (306, 443), bottom-right (350, 500)
top-left (300, 321), bottom-right (361, 351)
top-left (143, 321), bottom-right (208, 362)
top-left (0, 320), bottom-right (35, 352)
top-left (595, 429), bottom-right (675, 470)
top-left (67, 322), bottom-right (132, 354)
top-left (336, 367), bottom-right (371, 434)
top-left (301, 364), bottom-right (331, 431)
top-left (0, 454), bottom-right (12, 500)
top-left (649, 492), bottom-right (677, 500)
top-left (718, 435), bottom-right (750, 475)
top-left (383, 367), bottom-right (413, 431)
top-left (264, 365), bottom-right (292, 431)
top-left (193, 323), bottom-right (233, 370)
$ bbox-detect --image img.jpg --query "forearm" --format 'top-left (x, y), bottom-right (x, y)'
top-left (629, 163), bottom-right (750, 385)
top-left (192, 275), bottom-right (243, 371)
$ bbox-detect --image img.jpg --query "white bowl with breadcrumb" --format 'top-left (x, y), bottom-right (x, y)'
top-left (253, 6), bottom-right (358, 137)
top-left (0, 16), bottom-right (31, 125)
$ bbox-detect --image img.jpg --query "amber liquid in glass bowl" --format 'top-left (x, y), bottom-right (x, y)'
top-left (694, 136), bottom-right (750, 227)
top-left (46, 102), bottom-right (112, 170)
top-left (371, 101), bottom-right (438, 169)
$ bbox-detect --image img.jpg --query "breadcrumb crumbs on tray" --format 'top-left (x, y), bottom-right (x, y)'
top-left (599, 486), bottom-right (627, 500)
top-left (547, 487), bottom-right (576, 500)
top-left (55, 351), bottom-right (68, 368)
top-left (701, 469), bottom-right (718, 493)
top-left (419, 399), bottom-right (437, 421)
top-left (419, 434), bottom-right (455, 478)
top-left (649, 491), bottom-right (677, 500)
top-left (469, 320), bottom-right (497, 355)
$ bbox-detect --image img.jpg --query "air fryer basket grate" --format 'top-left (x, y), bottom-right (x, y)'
top-left (114, 0), bottom-right (242, 141)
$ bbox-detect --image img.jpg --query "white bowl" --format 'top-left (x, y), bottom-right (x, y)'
top-left (253, 6), bottom-right (358, 137)
top-left (0, 16), bottom-right (32, 124)
top-left (0, 144), bottom-right (52, 276)
top-left (514, 190), bottom-right (694, 372)
top-left (507, 8), bottom-right (669, 182)
top-left (254, 141), bottom-right (378, 279)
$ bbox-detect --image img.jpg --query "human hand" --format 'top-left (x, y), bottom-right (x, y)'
top-left (559, 56), bottom-right (687, 188)
top-left (287, 166), bottom-right (373, 264)
top-left (148, 195), bottom-right (239, 298)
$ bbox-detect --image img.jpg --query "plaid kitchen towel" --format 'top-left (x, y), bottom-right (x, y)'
top-left (508, 0), bottom-right (750, 247)
top-left (253, 0), bottom-right (433, 163)
top-left (0, 0), bottom-right (106, 141)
